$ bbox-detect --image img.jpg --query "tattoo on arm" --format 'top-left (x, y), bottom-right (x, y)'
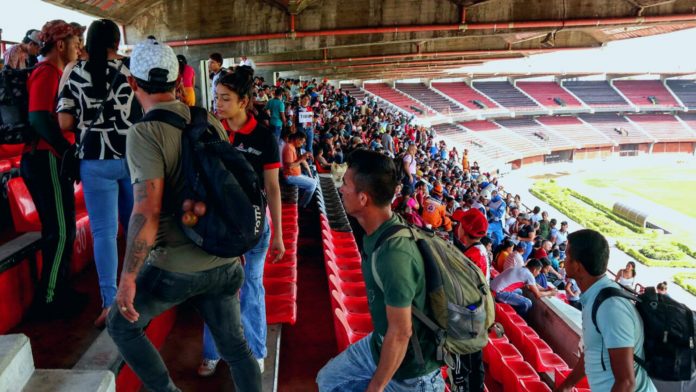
top-left (123, 213), bottom-right (152, 274)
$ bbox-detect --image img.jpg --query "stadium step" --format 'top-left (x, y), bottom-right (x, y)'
top-left (0, 334), bottom-right (115, 392)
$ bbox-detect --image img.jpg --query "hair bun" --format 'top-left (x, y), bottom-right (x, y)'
top-left (235, 65), bottom-right (254, 81)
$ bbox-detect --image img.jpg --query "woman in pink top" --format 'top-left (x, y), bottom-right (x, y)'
top-left (176, 54), bottom-right (196, 106)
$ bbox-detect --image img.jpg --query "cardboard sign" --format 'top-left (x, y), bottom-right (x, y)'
top-left (299, 110), bottom-right (313, 124)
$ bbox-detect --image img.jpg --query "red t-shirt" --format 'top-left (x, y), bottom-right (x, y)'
top-left (26, 61), bottom-right (75, 154)
top-left (182, 65), bottom-right (195, 88)
top-left (532, 248), bottom-right (548, 260)
top-left (464, 244), bottom-right (489, 281)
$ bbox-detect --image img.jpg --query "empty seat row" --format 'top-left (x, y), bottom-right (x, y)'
top-left (473, 81), bottom-right (540, 110)
top-left (613, 80), bottom-right (681, 108)
top-left (363, 83), bottom-right (434, 115)
top-left (263, 185), bottom-right (300, 325)
top-left (495, 118), bottom-right (575, 151)
top-left (516, 82), bottom-right (583, 109)
top-left (627, 114), bottom-right (696, 142)
top-left (562, 81), bottom-right (631, 109)
top-left (666, 79), bottom-right (696, 109)
top-left (394, 83), bottom-right (465, 114)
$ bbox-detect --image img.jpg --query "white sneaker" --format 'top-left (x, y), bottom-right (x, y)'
top-left (197, 358), bottom-right (220, 377)
top-left (257, 358), bottom-right (265, 374)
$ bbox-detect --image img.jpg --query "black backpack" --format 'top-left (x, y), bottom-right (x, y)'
top-left (591, 285), bottom-right (696, 381)
top-left (0, 66), bottom-right (34, 144)
top-left (140, 106), bottom-right (266, 258)
top-left (394, 152), bottom-right (409, 182)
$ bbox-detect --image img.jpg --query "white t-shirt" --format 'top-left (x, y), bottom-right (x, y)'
top-left (490, 267), bottom-right (536, 293)
top-left (402, 154), bottom-right (417, 175)
top-left (504, 251), bottom-right (524, 271)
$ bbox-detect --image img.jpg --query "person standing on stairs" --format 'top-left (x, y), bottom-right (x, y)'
top-left (197, 65), bottom-right (285, 377)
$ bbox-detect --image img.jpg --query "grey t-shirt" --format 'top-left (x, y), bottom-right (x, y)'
top-left (126, 100), bottom-right (239, 273)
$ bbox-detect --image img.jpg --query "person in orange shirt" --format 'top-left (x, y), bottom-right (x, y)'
top-left (495, 239), bottom-right (514, 273)
top-left (421, 183), bottom-right (452, 232)
top-left (461, 148), bottom-right (470, 173)
top-left (282, 132), bottom-right (317, 208)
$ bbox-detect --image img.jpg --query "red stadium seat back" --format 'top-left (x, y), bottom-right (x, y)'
top-left (331, 289), bottom-right (370, 315)
top-left (7, 177), bottom-right (41, 232)
top-left (334, 308), bottom-right (369, 345)
top-left (328, 274), bottom-right (367, 298)
top-left (520, 380), bottom-right (552, 392)
top-left (345, 311), bottom-right (373, 335)
top-left (0, 144), bottom-right (22, 160)
top-left (501, 359), bottom-right (539, 392)
top-left (488, 342), bottom-right (523, 381)
top-left (264, 278), bottom-right (297, 297)
top-left (324, 228), bottom-right (355, 242)
top-left (264, 264), bottom-right (297, 282)
top-left (0, 160), bottom-right (11, 172)
top-left (332, 307), bottom-right (352, 352)
top-left (10, 156), bottom-right (21, 168)
top-left (554, 369), bottom-right (590, 389)
top-left (495, 302), bottom-right (516, 315)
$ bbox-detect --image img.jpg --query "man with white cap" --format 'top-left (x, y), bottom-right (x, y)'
top-left (107, 38), bottom-right (261, 392)
top-left (2, 29), bottom-right (41, 69)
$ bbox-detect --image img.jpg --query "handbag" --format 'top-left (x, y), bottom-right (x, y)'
top-left (60, 62), bottom-right (123, 182)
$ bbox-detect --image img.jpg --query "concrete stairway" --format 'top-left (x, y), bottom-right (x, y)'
top-left (0, 334), bottom-right (114, 392)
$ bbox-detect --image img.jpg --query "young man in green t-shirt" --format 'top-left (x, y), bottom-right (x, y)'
top-left (316, 149), bottom-right (443, 391)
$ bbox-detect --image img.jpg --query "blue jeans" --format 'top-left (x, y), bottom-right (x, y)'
top-left (487, 220), bottom-right (503, 248)
top-left (80, 159), bottom-right (133, 308)
top-left (203, 220), bottom-right (271, 360)
top-left (272, 125), bottom-right (282, 142)
top-left (285, 174), bottom-right (317, 208)
top-left (496, 289), bottom-right (533, 315)
top-left (316, 334), bottom-right (445, 392)
top-left (107, 262), bottom-right (260, 392)
top-left (521, 240), bottom-right (533, 261)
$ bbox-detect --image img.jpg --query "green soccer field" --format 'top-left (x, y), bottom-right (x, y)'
top-left (580, 165), bottom-right (696, 220)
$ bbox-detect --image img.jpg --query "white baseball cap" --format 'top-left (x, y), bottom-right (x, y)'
top-left (130, 38), bottom-right (179, 84)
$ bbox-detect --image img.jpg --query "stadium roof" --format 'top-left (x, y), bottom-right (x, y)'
top-left (43, 0), bottom-right (696, 79)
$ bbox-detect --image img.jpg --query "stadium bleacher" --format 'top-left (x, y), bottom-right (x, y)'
top-left (665, 79), bottom-right (696, 109)
top-left (394, 83), bottom-right (465, 115)
top-left (562, 81), bottom-right (633, 111)
top-left (459, 120), bottom-right (548, 158)
top-left (613, 80), bottom-right (682, 110)
top-left (579, 113), bottom-right (655, 144)
top-left (625, 114), bottom-right (696, 142)
top-left (494, 118), bottom-right (576, 151)
top-left (516, 82), bottom-right (585, 111)
top-left (339, 82), bottom-right (366, 101)
top-left (362, 83), bottom-right (433, 115)
top-left (536, 116), bottom-right (614, 148)
top-left (431, 82), bottom-right (502, 111)
top-left (472, 81), bottom-right (541, 112)
top-left (431, 123), bottom-right (511, 166)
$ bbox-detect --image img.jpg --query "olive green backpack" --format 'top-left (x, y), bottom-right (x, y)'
top-left (370, 222), bottom-right (495, 365)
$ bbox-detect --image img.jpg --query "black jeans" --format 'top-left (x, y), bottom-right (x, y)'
top-left (107, 262), bottom-right (261, 392)
top-left (450, 350), bottom-right (484, 392)
top-left (20, 150), bottom-right (76, 304)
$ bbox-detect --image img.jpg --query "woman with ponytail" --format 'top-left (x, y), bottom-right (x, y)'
top-left (197, 65), bottom-right (285, 376)
top-left (57, 18), bottom-right (142, 327)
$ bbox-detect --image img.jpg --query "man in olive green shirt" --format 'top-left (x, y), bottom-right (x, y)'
top-left (316, 149), bottom-right (444, 392)
top-left (106, 39), bottom-right (260, 392)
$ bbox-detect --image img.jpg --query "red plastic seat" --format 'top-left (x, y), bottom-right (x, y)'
top-left (501, 359), bottom-right (539, 392)
top-left (495, 302), bottom-right (516, 315)
top-left (264, 279), bottom-right (297, 297)
top-left (0, 160), bottom-right (11, 172)
top-left (325, 229), bottom-right (355, 241)
top-left (326, 261), bottom-right (364, 282)
top-left (554, 369), bottom-right (589, 389)
top-left (488, 342), bottom-right (524, 382)
top-left (263, 264), bottom-right (297, 282)
top-left (508, 324), bottom-right (538, 348)
top-left (7, 177), bottom-right (41, 232)
top-left (331, 290), bottom-right (370, 315)
top-left (520, 379), bottom-right (552, 392)
top-left (265, 295), bottom-right (297, 325)
top-left (334, 308), bottom-right (370, 350)
top-left (10, 156), bottom-right (21, 168)
top-left (329, 274), bottom-right (367, 298)
top-left (323, 242), bottom-right (361, 259)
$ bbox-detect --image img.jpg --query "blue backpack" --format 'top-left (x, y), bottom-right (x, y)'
top-left (140, 106), bottom-right (266, 258)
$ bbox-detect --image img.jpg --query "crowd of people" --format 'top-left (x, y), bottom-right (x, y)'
top-left (1, 18), bottom-right (666, 392)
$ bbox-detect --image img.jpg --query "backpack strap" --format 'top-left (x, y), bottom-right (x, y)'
top-left (140, 109), bottom-right (188, 129)
top-left (591, 286), bottom-right (643, 372)
top-left (140, 106), bottom-right (213, 140)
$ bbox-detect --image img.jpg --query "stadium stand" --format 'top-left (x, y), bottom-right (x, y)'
top-left (516, 82), bottom-right (585, 111)
top-left (431, 123), bottom-right (513, 166)
top-left (394, 83), bottom-right (465, 115)
top-left (472, 81), bottom-right (542, 112)
top-left (339, 82), bottom-right (366, 101)
top-left (536, 116), bottom-right (614, 148)
top-left (562, 81), bottom-right (633, 111)
top-left (362, 83), bottom-right (433, 115)
top-left (579, 113), bottom-right (655, 144)
top-left (625, 114), bottom-right (696, 142)
top-left (665, 79), bottom-right (696, 109)
top-left (459, 120), bottom-right (548, 157)
top-left (677, 113), bottom-right (696, 134)
top-left (431, 82), bottom-right (504, 112)
top-left (613, 80), bottom-right (682, 110)
top-left (495, 118), bottom-right (576, 151)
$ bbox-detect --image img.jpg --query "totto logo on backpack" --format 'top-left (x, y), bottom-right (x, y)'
top-left (140, 106), bottom-right (266, 258)
top-left (592, 285), bottom-right (696, 381)
top-left (0, 66), bottom-right (34, 144)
